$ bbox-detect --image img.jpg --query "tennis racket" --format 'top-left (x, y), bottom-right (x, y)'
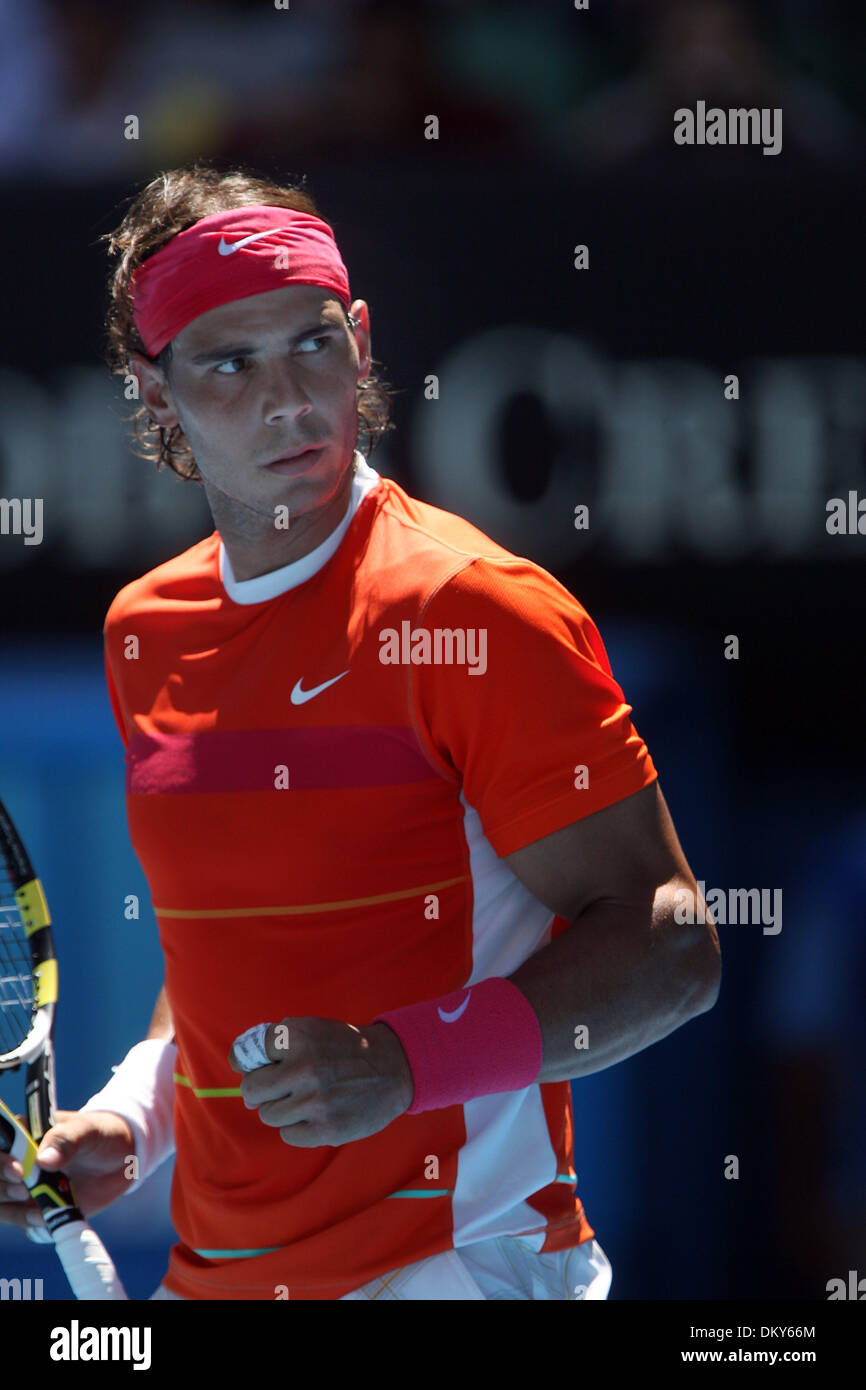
top-left (0, 795), bottom-right (128, 1299)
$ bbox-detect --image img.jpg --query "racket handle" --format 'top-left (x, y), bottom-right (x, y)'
top-left (1, 1098), bottom-right (127, 1298)
top-left (52, 1218), bottom-right (129, 1300)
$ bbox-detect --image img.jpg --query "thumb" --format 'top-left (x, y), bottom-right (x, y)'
top-left (34, 1116), bottom-right (94, 1168)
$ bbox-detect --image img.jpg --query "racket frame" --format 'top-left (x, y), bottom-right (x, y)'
top-left (0, 799), bottom-right (83, 1234)
top-left (0, 798), bottom-right (129, 1297)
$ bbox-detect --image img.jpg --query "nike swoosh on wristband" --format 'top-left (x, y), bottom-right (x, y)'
top-left (290, 671), bottom-right (350, 705)
top-left (437, 990), bottom-right (472, 1023)
top-left (217, 230), bottom-right (276, 256)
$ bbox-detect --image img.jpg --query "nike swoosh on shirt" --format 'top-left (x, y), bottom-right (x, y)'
top-left (290, 671), bottom-right (350, 705)
top-left (437, 991), bottom-right (472, 1023)
top-left (217, 230), bottom-right (276, 256)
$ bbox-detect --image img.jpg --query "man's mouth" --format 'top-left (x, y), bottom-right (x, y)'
top-left (264, 445), bottom-right (325, 469)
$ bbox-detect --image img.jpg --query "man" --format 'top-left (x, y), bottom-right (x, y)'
top-left (0, 165), bottom-right (720, 1300)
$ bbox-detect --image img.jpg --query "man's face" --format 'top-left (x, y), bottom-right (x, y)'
top-left (135, 284), bottom-right (371, 525)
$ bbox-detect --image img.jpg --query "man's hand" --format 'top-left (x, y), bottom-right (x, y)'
top-left (0, 1110), bottom-right (136, 1235)
top-left (228, 1018), bottom-right (414, 1147)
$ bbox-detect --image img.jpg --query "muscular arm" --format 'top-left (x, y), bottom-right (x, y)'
top-left (505, 780), bottom-right (721, 1084)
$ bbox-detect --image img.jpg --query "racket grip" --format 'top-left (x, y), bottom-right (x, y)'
top-left (52, 1219), bottom-right (129, 1300)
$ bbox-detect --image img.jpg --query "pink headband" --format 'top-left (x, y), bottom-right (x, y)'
top-left (131, 205), bottom-right (352, 358)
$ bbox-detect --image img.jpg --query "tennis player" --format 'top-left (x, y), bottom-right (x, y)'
top-left (0, 165), bottom-right (720, 1300)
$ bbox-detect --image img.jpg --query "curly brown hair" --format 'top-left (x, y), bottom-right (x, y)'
top-left (101, 162), bottom-right (395, 483)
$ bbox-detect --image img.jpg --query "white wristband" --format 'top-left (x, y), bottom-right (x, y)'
top-left (79, 1038), bottom-right (177, 1189)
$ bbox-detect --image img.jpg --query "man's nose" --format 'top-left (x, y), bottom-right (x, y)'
top-left (261, 358), bottom-right (314, 422)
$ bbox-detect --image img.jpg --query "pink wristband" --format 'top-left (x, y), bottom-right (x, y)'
top-left (373, 977), bottom-right (543, 1114)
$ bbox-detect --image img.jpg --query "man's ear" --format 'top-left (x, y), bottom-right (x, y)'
top-left (128, 352), bottom-right (180, 429)
top-left (349, 301), bottom-right (372, 381)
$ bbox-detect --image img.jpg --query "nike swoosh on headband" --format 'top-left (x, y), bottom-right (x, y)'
top-left (217, 230), bottom-right (276, 256)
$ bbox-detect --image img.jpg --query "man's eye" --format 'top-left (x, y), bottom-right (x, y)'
top-left (295, 335), bottom-right (331, 354)
top-left (214, 357), bottom-right (246, 375)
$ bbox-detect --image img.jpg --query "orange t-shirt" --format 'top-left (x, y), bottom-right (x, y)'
top-left (103, 460), bottom-right (657, 1299)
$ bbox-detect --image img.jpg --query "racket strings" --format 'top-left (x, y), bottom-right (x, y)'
top-left (0, 860), bottom-right (35, 1058)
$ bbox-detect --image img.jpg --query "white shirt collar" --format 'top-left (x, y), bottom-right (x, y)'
top-left (219, 451), bottom-right (380, 605)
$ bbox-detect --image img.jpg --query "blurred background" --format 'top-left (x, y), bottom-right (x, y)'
top-left (1, 0), bottom-right (864, 1300)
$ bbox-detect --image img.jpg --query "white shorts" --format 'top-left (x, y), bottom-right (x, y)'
top-left (150, 1235), bottom-right (612, 1301)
